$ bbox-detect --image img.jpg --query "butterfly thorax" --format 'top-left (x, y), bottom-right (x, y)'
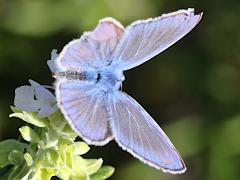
top-left (97, 69), bottom-right (125, 90)
top-left (55, 69), bottom-right (124, 90)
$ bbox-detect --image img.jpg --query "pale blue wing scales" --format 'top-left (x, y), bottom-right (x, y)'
top-left (108, 92), bottom-right (186, 174)
top-left (56, 80), bottom-right (113, 145)
top-left (111, 9), bottom-right (202, 70)
top-left (56, 18), bottom-right (124, 71)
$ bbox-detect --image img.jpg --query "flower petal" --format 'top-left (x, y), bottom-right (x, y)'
top-left (14, 86), bottom-right (40, 112)
top-left (47, 49), bottom-right (59, 73)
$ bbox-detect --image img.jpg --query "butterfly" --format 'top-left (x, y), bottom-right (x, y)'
top-left (53, 8), bottom-right (202, 174)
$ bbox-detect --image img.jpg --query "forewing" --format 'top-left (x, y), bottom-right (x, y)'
top-left (56, 80), bottom-right (112, 145)
top-left (111, 9), bottom-right (202, 70)
top-left (108, 92), bottom-right (186, 174)
top-left (57, 17), bottom-right (124, 71)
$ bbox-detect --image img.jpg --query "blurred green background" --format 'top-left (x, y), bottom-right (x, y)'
top-left (0, 0), bottom-right (240, 180)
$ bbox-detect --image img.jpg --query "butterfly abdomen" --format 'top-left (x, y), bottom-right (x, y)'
top-left (54, 71), bottom-right (98, 81)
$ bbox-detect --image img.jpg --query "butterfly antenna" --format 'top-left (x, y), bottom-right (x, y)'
top-left (42, 85), bottom-right (55, 90)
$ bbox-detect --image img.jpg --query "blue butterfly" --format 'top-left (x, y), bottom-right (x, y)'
top-left (53, 8), bottom-right (202, 174)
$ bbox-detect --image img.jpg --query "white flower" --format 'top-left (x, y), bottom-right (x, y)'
top-left (14, 80), bottom-right (57, 118)
top-left (47, 49), bottom-right (59, 73)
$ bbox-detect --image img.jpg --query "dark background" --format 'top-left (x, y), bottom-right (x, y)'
top-left (0, 0), bottom-right (240, 180)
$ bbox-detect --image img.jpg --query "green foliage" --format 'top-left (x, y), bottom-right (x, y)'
top-left (90, 166), bottom-right (115, 180)
top-left (1, 0), bottom-right (155, 37)
top-left (10, 110), bottom-right (48, 128)
top-left (0, 109), bottom-right (114, 180)
top-left (0, 140), bottom-right (25, 168)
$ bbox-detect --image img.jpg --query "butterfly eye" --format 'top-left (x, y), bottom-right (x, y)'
top-left (96, 73), bottom-right (101, 82)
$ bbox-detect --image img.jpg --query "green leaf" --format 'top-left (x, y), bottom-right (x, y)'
top-left (24, 153), bottom-right (33, 166)
top-left (27, 143), bottom-right (38, 158)
top-left (65, 146), bottom-right (75, 168)
top-left (37, 148), bottom-right (60, 168)
top-left (8, 150), bottom-right (24, 166)
top-left (58, 137), bottom-right (75, 168)
top-left (72, 156), bottom-right (86, 169)
top-left (72, 157), bottom-right (103, 176)
top-left (6, 162), bottom-right (30, 180)
top-left (0, 139), bottom-right (25, 168)
top-left (74, 142), bottom-right (90, 155)
top-left (58, 137), bottom-right (73, 155)
top-left (84, 158), bottom-right (103, 175)
top-left (90, 166), bottom-right (115, 180)
top-left (10, 106), bottom-right (22, 113)
top-left (69, 173), bottom-right (89, 180)
top-left (71, 156), bottom-right (89, 179)
top-left (41, 127), bottom-right (59, 148)
top-left (57, 166), bottom-right (72, 180)
top-left (35, 168), bottom-right (57, 180)
top-left (48, 110), bottom-right (66, 132)
top-left (10, 111), bottom-right (48, 127)
top-left (0, 166), bottom-right (11, 180)
top-left (19, 126), bottom-right (40, 143)
top-left (62, 123), bottom-right (78, 140)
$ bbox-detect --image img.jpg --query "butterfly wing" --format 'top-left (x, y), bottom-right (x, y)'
top-left (56, 80), bottom-right (112, 145)
top-left (107, 91), bottom-right (186, 174)
top-left (111, 8), bottom-right (202, 70)
top-left (56, 17), bottom-right (124, 71)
